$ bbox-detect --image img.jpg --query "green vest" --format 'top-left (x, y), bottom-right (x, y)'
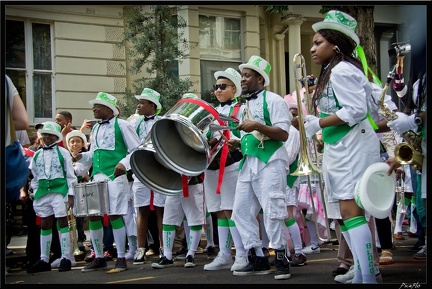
top-left (319, 85), bottom-right (371, 144)
top-left (91, 118), bottom-right (128, 180)
top-left (238, 91), bottom-right (283, 170)
top-left (33, 146), bottom-right (68, 199)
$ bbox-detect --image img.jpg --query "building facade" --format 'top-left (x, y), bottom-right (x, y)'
top-left (4, 4), bottom-right (420, 130)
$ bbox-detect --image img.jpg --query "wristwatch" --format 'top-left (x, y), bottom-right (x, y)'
top-left (414, 113), bottom-right (422, 126)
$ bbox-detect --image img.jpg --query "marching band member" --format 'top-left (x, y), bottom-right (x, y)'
top-left (231, 55), bottom-right (292, 280)
top-left (203, 68), bottom-right (248, 271)
top-left (304, 10), bottom-right (381, 283)
top-left (74, 92), bottom-right (141, 273)
top-left (27, 122), bottom-right (77, 273)
top-left (129, 88), bottom-right (166, 264)
top-left (151, 93), bottom-right (206, 270)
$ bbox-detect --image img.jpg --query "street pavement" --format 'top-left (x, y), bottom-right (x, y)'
top-left (4, 229), bottom-right (427, 285)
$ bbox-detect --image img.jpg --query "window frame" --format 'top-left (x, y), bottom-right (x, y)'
top-left (5, 18), bottom-right (55, 125)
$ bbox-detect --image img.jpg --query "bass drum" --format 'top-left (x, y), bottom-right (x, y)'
top-left (151, 98), bottom-right (225, 176)
top-left (130, 134), bottom-right (183, 196)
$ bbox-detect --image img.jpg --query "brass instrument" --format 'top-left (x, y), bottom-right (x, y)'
top-left (291, 53), bottom-right (333, 243)
top-left (66, 204), bottom-right (84, 256)
top-left (395, 178), bottom-right (406, 214)
top-left (379, 63), bottom-right (423, 170)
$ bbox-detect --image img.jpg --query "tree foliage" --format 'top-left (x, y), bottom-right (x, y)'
top-left (120, 5), bottom-right (195, 116)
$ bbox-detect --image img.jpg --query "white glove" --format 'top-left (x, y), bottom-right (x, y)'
top-left (304, 115), bottom-right (321, 139)
top-left (387, 112), bottom-right (417, 135)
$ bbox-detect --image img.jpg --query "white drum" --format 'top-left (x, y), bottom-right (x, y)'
top-left (73, 181), bottom-right (110, 217)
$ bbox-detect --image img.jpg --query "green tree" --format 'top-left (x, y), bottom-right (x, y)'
top-left (120, 5), bottom-right (195, 116)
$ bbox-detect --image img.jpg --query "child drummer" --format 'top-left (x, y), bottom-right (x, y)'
top-left (73, 92), bottom-right (141, 273)
top-left (27, 121), bottom-right (78, 273)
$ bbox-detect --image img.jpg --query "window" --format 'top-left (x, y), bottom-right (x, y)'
top-left (199, 15), bottom-right (241, 60)
top-left (6, 19), bottom-right (54, 123)
top-left (199, 14), bottom-right (242, 103)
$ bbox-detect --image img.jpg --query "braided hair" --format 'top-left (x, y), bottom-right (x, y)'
top-left (311, 29), bottom-right (363, 115)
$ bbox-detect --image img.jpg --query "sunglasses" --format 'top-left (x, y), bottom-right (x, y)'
top-left (213, 84), bottom-right (234, 91)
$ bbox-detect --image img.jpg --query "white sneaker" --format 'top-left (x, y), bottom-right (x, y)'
top-left (203, 252), bottom-right (232, 271)
top-left (125, 250), bottom-right (136, 261)
top-left (133, 248), bottom-right (146, 264)
top-left (303, 243), bottom-right (320, 254)
top-left (335, 265), bottom-right (355, 283)
top-left (230, 254), bottom-right (249, 271)
top-left (51, 257), bottom-right (77, 268)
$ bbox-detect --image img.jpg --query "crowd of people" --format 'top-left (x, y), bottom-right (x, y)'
top-left (5, 10), bottom-right (426, 283)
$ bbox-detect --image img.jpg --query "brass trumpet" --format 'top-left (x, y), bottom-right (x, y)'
top-left (66, 205), bottom-right (84, 256)
top-left (291, 53), bottom-right (333, 243)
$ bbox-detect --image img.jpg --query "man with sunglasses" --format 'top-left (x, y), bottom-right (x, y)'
top-left (231, 55), bottom-right (293, 280)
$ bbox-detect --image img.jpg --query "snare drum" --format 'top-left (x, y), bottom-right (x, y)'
top-left (73, 181), bottom-right (110, 217)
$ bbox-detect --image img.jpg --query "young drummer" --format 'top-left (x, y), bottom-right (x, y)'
top-left (151, 93), bottom-right (206, 270)
top-left (203, 68), bottom-right (249, 271)
top-left (27, 121), bottom-right (77, 273)
top-left (129, 88), bottom-right (166, 264)
top-left (74, 92), bottom-right (141, 273)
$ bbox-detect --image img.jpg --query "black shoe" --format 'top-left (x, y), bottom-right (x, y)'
top-left (151, 256), bottom-right (174, 269)
top-left (274, 250), bottom-right (291, 280)
top-left (409, 242), bottom-right (425, 252)
top-left (206, 246), bottom-right (218, 259)
top-left (184, 255), bottom-right (196, 268)
top-left (58, 258), bottom-right (72, 272)
top-left (233, 255), bottom-right (271, 276)
top-left (81, 257), bottom-right (108, 272)
top-left (26, 260), bottom-right (51, 273)
top-left (332, 266), bottom-right (349, 277)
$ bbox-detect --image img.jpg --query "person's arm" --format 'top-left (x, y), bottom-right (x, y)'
top-left (7, 76), bottom-right (29, 130)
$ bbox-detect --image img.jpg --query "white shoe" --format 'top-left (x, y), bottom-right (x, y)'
top-left (303, 243), bottom-right (320, 254)
top-left (133, 248), bottom-right (146, 264)
top-left (125, 251), bottom-right (136, 261)
top-left (203, 252), bottom-right (232, 271)
top-left (335, 265), bottom-right (355, 283)
top-left (230, 254), bottom-right (249, 271)
top-left (51, 257), bottom-right (77, 268)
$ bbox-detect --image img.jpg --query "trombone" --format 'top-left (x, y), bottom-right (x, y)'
top-left (291, 53), bottom-right (334, 243)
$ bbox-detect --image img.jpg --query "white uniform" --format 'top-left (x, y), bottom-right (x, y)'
top-left (204, 102), bottom-right (244, 212)
top-left (284, 125), bottom-right (300, 207)
top-left (162, 183), bottom-right (205, 227)
top-left (30, 146), bottom-right (77, 218)
top-left (129, 116), bottom-right (166, 207)
top-left (79, 118), bottom-right (141, 215)
top-left (319, 62), bottom-right (381, 203)
top-left (231, 90), bottom-right (291, 250)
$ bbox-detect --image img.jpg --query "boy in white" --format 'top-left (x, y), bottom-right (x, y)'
top-left (74, 92), bottom-right (141, 273)
top-left (129, 88), bottom-right (166, 264)
top-left (203, 68), bottom-right (248, 271)
top-left (27, 121), bottom-right (77, 273)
